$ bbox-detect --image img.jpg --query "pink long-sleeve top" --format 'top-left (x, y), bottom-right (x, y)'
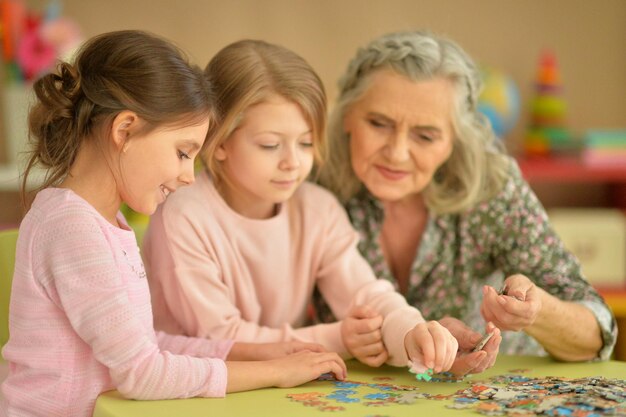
top-left (0, 188), bottom-right (234, 417)
top-left (144, 171), bottom-right (425, 366)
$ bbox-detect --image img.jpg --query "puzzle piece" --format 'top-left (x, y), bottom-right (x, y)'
top-left (472, 331), bottom-right (495, 352)
top-left (407, 360), bottom-right (434, 381)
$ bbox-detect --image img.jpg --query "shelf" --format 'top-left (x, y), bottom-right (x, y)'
top-left (517, 155), bottom-right (626, 183)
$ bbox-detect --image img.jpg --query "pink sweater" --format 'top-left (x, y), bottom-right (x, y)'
top-left (144, 171), bottom-right (424, 366)
top-left (0, 188), bottom-right (234, 417)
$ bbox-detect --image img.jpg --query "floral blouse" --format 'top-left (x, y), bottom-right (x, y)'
top-left (316, 161), bottom-right (616, 359)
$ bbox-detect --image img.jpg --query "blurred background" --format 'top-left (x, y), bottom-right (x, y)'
top-left (1, 0), bottom-right (626, 356)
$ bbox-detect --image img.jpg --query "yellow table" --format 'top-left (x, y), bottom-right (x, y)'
top-left (94, 355), bottom-right (626, 417)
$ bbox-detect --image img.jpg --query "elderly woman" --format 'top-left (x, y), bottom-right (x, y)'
top-left (316, 30), bottom-right (616, 362)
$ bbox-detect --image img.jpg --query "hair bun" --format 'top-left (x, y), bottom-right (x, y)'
top-left (57, 62), bottom-right (82, 102)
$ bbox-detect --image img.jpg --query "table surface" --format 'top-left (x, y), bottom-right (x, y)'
top-left (93, 355), bottom-right (626, 417)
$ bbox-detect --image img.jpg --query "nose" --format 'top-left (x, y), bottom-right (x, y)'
top-left (385, 131), bottom-right (410, 162)
top-left (178, 161), bottom-right (196, 185)
top-left (278, 144), bottom-right (301, 171)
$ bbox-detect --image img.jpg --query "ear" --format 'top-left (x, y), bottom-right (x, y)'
top-left (214, 143), bottom-right (228, 162)
top-left (111, 110), bottom-right (140, 152)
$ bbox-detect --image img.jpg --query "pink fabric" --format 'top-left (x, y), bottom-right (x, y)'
top-left (144, 171), bottom-right (425, 366)
top-left (0, 188), bottom-right (234, 417)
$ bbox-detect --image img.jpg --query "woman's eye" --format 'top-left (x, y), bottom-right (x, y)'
top-left (299, 141), bottom-right (313, 148)
top-left (178, 150), bottom-right (191, 160)
top-left (368, 119), bottom-right (387, 128)
top-left (260, 144), bottom-right (279, 150)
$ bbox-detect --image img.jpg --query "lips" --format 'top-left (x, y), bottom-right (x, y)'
top-left (375, 165), bottom-right (409, 181)
top-left (272, 179), bottom-right (298, 188)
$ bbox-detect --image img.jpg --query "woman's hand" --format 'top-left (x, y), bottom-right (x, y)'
top-left (404, 320), bottom-right (458, 373)
top-left (227, 341), bottom-right (326, 361)
top-left (480, 274), bottom-right (542, 331)
top-left (438, 317), bottom-right (501, 375)
top-left (341, 305), bottom-right (388, 367)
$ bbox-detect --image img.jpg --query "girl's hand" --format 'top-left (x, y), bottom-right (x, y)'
top-left (269, 350), bottom-right (347, 388)
top-left (404, 320), bottom-right (458, 373)
top-left (438, 317), bottom-right (501, 375)
top-left (228, 341), bottom-right (326, 361)
top-left (480, 274), bottom-right (542, 331)
top-left (226, 351), bottom-right (347, 392)
top-left (341, 305), bottom-right (388, 367)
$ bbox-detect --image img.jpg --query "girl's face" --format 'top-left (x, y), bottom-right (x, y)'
top-left (343, 70), bottom-right (455, 204)
top-left (216, 94), bottom-right (315, 219)
top-left (120, 119), bottom-right (209, 215)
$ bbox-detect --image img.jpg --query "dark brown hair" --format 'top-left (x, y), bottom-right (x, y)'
top-left (23, 30), bottom-right (214, 204)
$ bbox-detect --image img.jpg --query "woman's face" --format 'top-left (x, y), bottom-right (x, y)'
top-left (344, 69), bottom-right (455, 203)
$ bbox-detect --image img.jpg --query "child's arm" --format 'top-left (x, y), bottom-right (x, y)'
top-left (156, 331), bottom-right (234, 359)
top-left (225, 351), bottom-right (347, 392)
top-left (41, 218), bottom-right (229, 399)
top-left (145, 201), bottom-right (349, 354)
top-left (315, 195), bottom-right (456, 368)
top-left (227, 341), bottom-right (326, 361)
top-left (43, 216), bottom-right (343, 399)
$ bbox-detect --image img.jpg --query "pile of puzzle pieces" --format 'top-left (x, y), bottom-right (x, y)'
top-left (447, 374), bottom-right (626, 416)
top-left (286, 372), bottom-right (626, 415)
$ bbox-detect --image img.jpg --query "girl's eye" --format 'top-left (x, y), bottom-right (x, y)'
top-left (299, 141), bottom-right (313, 148)
top-left (260, 144), bottom-right (279, 150)
top-left (178, 150), bottom-right (191, 160)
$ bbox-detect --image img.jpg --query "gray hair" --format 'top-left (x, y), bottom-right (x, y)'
top-left (318, 30), bottom-right (510, 213)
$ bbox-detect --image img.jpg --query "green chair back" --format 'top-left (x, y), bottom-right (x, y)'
top-left (0, 228), bottom-right (19, 349)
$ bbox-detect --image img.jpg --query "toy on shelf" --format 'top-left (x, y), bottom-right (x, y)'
top-left (524, 50), bottom-right (572, 156)
top-left (477, 66), bottom-right (520, 141)
top-left (582, 129), bottom-right (626, 167)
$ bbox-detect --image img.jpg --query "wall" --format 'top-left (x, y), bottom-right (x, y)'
top-left (62, 0), bottom-right (626, 147)
top-left (1, 0), bottom-right (626, 223)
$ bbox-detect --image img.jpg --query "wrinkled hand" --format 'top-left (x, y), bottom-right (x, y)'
top-left (481, 274), bottom-right (542, 331)
top-left (341, 305), bottom-right (388, 367)
top-left (271, 351), bottom-right (347, 388)
top-left (404, 321), bottom-right (458, 373)
top-left (438, 317), bottom-right (501, 376)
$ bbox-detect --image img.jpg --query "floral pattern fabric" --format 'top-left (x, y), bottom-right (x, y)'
top-left (316, 161), bottom-right (616, 359)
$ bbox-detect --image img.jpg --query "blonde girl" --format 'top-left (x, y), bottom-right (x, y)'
top-left (144, 39), bottom-right (459, 374)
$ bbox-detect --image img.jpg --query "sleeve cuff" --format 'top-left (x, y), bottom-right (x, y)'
top-left (201, 358), bottom-right (228, 397)
top-left (200, 339), bottom-right (235, 361)
top-left (381, 307), bottom-right (425, 367)
top-left (576, 300), bottom-right (617, 361)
